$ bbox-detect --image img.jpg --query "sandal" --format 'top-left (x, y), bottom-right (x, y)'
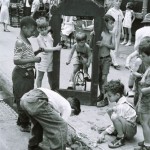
top-left (108, 137), bottom-right (125, 149)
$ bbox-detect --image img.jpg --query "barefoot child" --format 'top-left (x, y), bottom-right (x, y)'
top-left (36, 17), bottom-right (62, 89)
top-left (96, 14), bottom-right (115, 107)
top-left (98, 80), bottom-right (137, 149)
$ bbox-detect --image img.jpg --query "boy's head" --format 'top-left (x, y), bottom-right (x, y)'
top-left (36, 17), bottom-right (50, 36)
top-left (104, 14), bottom-right (115, 31)
top-left (75, 32), bottom-right (87, 46)
top-left (105, 80), bottom-right (124, 103)
top-left (20, 16), bottom-right (37, 38)
top-left (139, 37), bottom-right (150, 65)
top-left (67, 97), bottom-right (81, 115)
top-left (113, 0), bottom-right (122, 9)
top-left (126, 2), bottom-right (134, 10)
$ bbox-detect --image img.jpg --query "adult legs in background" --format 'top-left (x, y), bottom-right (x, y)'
top-left (36, 71), bottom-right (45, 88)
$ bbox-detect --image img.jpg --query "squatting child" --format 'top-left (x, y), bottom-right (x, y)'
top-left (98, 80), bottom-right (137, 149)
top-left (12, 16), bottom-right (41, 132)
top-left (66, 32), bottom-right (92, 89)
top-left (36, 17), bottom-right (62, 89)
top-left (96, 14), bottom-right (115, 107)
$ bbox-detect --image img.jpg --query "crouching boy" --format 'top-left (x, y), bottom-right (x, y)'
top-left (20, 88), bottom-right (81, 150)
top-left (98, 80), bottom-right (137, 149)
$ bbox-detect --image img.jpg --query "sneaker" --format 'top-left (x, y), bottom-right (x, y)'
top-left (97, 97), bottom-right (108, 107)
top-left (120, 41), bottom-right (127, 45)
top-left (138, 141), bottom-right (144, 146)
top-left (125, 42), bottom-right (132, 46)
top-left (20, 125), bottom-right (30, 132)
top-left (84, 76), bottom-right (91, 82)
top-left (28, 145), bottom-right (43, 150)
top-left (134, 145), bottom-right (150, 150)
top-left (113, 65), bottom-right (120, 70)
top-left (67, 82), bottom-right (74, 90)
top-left (108, 137), bottom-right (125, 148)
top-left (97, 94), bottom-right (104, 102)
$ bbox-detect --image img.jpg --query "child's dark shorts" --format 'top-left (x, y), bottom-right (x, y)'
top-left (99, 55), bottom-right (112, 75)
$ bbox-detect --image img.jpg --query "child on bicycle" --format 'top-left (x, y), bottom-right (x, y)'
top-left (66, 32), bottom-right (92, 89)
top-left (96, 14), bottom-right (115, 107)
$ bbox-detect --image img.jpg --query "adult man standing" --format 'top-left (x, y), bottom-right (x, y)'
top-left (20, 88), bottom-right (81, 150)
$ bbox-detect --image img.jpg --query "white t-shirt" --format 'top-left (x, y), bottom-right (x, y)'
top-left (38, 88), bottom-right (72, 121)
top-left (31, 0), bottom-right (40, 13)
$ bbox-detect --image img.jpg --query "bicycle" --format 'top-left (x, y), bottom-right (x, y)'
top-left (66, 56), bottom-right (91, 91)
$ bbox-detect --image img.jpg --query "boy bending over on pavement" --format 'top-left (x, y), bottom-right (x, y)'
top-left (20, 88), bottom-right (81, 150)
top-left (96, 14), bottom-right (115, 107)
top-left (97, 80), bottom-right (137, 149)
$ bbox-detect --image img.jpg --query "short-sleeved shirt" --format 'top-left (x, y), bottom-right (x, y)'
top-left (38, 88), bottom-right (72, 121)
top-left (14, 36), bottom-right (35, 68)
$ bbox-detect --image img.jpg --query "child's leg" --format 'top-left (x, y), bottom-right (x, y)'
top-left (82, 58), bottom-right (89, 77)
top-left (47, 72), bottom-right (53, 89)
top-left (121, 27), bottom-right (127, 44)
top-left (128, 28), bottom-right (132, 43)
top-left (69, 65), bottom-right (80, 87)
top-left (36, 71), bottom-right (45, 88)
top-left (140, 113), bottom-right (150, 145)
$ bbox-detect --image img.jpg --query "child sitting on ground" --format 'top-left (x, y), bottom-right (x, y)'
top-left (97, 80), bottom-right (137, 149)
top-left (36, 17), bottom-right (62, 89)
top-left (66, 32), bottom-right (92, 89)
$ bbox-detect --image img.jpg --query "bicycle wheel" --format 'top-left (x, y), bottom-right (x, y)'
top-left (74, 71), bottom-right (86, 91)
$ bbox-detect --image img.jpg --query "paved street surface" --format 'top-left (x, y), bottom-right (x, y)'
top-left (0, 25), bottom-right (144, 150)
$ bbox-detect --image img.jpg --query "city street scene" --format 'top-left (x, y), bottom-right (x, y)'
top-left (0, 0), bottom-right (150, 150)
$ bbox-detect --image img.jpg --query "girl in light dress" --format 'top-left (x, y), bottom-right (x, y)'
top-left (121, 2), bottom-right (135, 46)
top-left (0, 0), bottom-right (10, 31)
top-left (36, 17), bottom-right (62, 89)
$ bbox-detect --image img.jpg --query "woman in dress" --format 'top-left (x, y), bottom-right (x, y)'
top-left (0, 0), bottom-right (10, 32)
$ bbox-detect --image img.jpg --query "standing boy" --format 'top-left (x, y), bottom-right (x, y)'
top-left (12, 16), bottom-right (41, 132)
top-left (134, 37), bottom-right (150, 150)
top-left (98, 80), bottom-right (137, 149)
top-left (106, 0), bottom-right (124, 69)
top-left (96, 14), bottom-right (115, 107)
top-left (20, 88), bottom-right (81, 150)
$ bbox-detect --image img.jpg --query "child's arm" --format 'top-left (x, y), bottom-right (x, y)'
top-left (141, 87), bottom-right (150, 95)
top-left (96, 33), bottom-right (115, 50)
top-left (37, 36), bottom-right (62, 52)
top-left (125, 51), bottom-right (139, 68)
top-left (131, 11), bottom-right (135, 24)
top-left (86, 47), bottom-right (92, 67)
top-left (66, 44), bottom-right (76, 64)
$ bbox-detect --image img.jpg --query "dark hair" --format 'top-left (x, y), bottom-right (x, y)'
top-left (127, 2), bottom-right (134, 10)
top-left (104, 14), bottom-right (115, 23)
top-left (139, 37), bottom-right (150, 56)
top-left (20, 16), bottom-right (37, 29)
top-left (105, 80), bottom-right (124, 96)
top-left (103, 14), bottom-right (115, 32)
top-left (75, 32), bottom-right (87, 42)
top-left (68, 97), bottom-right (81, 115)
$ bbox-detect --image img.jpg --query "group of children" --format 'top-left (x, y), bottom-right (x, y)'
top-left (11, 0), bottom-right (150, 149)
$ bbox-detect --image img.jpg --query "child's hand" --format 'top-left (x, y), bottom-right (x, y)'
top-left (34, 57), bottom-right (41, 63)
top-left (96, 41), bottom-right (103, 47)
top-left (86, 62), bottom-right (90, 68)
top-left (56, 44), bottom-right (62, 51)
top-left (66, 61), bottom-right (70, 65)
top-left (97, 133), bottom-right (106, 144)
top-left (90, 31), bottom-right (95, 36)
